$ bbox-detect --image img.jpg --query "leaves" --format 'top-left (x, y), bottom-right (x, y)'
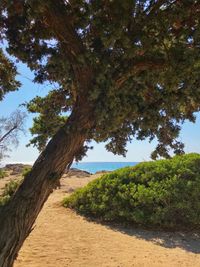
top-left (1, 1), bottom-right (200, 158)
top-left (63, 153), bottom-right (200, 229)
top-left (0, 49), bottom-right (20, 100)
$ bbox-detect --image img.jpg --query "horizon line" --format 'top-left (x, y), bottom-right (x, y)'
top-left (1, 160), bottom-right (140, 165)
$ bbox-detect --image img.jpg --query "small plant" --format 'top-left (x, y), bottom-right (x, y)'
top-left (0, 167), bottom-right (30, 206)
top-left (0, 195), bottom-right (10, 206)
top-left (0, 169), bottom-right (6, 179)
top-left (22, 166), bottom-right (31, 178)
top-left (63, 153), bottom-right (200, 230)
top-left (2, 179), bottom-right (21, 197)
top-left (0, 179), bottom-right (22, 206)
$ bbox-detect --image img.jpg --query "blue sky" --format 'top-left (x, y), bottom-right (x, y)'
top-left (0, 62), bottom-right (200, 163)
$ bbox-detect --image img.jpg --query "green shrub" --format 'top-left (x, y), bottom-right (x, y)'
top-left (22, 166), bottom-right (31, 178)
top-left (0, 169), bottom-right (6, 179)
top-left (2, 179), bottom-right (21, 197)
top-left (0, 179), bottom-right (22, 206)
top-left (0, 195), bottom-right (11, 206)
top-left (63, 153), bottom-right (200, 230)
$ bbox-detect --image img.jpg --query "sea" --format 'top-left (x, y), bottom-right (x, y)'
top-left (72, 162), bottom-right (138, 174)
top-left (0, 161), bottom-right (138, 174)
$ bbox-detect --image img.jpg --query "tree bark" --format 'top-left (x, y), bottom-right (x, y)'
top-left (0, 2), bottom-right (94, 266)
top-left (0, 101), bottom-right (94, 267)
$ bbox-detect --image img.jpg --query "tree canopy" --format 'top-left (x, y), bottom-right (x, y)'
top-left (1, 0), bottom-right (200, 158)
top-left (0, 48), bottom-right (20, 100)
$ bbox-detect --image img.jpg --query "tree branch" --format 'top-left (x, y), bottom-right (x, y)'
top-left (0, 125), bottom-right (17, 144)
top-left (40, 0), bottom-right (93, 95)
top-left (115, 60), bottom-right (166, 89)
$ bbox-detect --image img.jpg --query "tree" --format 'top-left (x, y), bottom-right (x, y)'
top-left (0, 110), bottom-right (26, 161)
top-left (0, 0), bottom-right (200, 266)
top-left (0, 29), bottom-right (22, 161)
top-left (0, 49), bottom-right (20, 100)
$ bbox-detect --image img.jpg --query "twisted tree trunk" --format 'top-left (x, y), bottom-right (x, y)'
top-left (0, 101), bottom-right (94, 267)
top-left (0, 2), bottom-right (94, 266)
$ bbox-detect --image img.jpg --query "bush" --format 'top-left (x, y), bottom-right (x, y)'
top-left (0, 169), bottom-right (6, 179)
top-left (22, 166), bottom-right (31, 178)
top-left (0, 179), bottom-right (22, 206)
top-left (63, 153), bottom-right (200, 230)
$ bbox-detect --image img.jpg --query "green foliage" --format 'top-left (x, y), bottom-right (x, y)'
top-left (2, 180), bottom-right (21, 197)
top-left (64, 153), bottom-right (200, 229)
top-left (0, 179), bottom-right (22, 206)
top-left (1, 1), bottom-right (200, 158)
top-left (0, 49), bottom-right (20, 101)
top-left (0, 169), bottom-right (6, 179)
top-left (26, 91), bottom-right (68, 151)
top-left (22, 167), bottom-right (31, 178)
top-left (0, 195), bottom-right (10, 206)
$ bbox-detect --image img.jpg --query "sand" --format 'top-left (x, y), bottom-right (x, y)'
top-left (1, 173), bottom-right (200, 267)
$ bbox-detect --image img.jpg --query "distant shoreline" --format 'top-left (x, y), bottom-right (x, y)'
top-left (1, 161), bottom-right (139, 174)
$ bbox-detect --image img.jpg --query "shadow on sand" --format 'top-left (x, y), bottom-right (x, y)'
top-left (84, 216), bottom-right (200, 254)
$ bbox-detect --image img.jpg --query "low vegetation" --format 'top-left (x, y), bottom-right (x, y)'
top-left (0, 166), bottom-right (33, 206)
top-left (0, 179), bottom-right (22, 206)
top-left (0, 169), bottom-right (6, 179)
top-left (22, 166), bottom-right (31, 177)
top-left (63, 153), bottom-right (200, 230)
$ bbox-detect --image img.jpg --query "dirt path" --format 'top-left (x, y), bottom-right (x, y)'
top-left (2, 174), bottom-right (199, 267)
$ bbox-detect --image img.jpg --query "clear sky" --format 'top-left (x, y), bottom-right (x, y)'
top-left (0, 61), bottom-right (200, 164)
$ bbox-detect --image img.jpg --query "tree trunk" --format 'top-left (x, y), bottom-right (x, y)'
top-left (0, 102), bottom-right (93, 267)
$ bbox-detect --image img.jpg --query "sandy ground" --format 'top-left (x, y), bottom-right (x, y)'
top-left (1, 173), bottom-right (200, 267)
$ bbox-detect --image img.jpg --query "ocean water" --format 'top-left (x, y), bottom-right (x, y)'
top-left (0, 161), bottom-right (139, 174)
top-left (72, 162), bottom-right (138, 174)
